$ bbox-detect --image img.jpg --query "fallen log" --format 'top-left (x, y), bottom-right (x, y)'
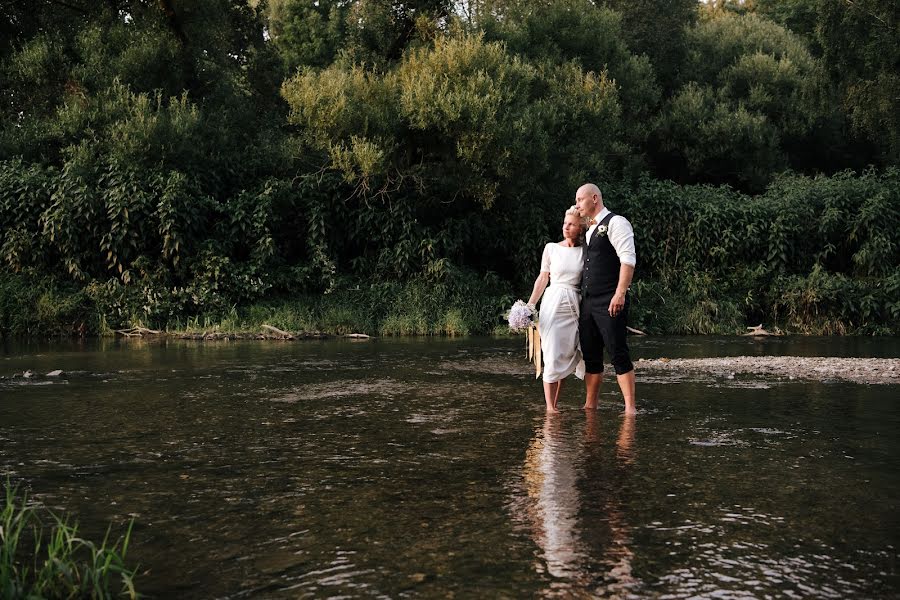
top-left (115, 327), bottom-right (162, 337)
top-left (744, 324), bottom-right (776, 336)
top-left (261, 324), bottom-right (294, 339)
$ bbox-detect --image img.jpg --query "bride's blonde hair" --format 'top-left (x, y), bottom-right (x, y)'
top-left (565, 205), bottom-right (587, 228)
top-left (563, 205), bottom-right (587, 247)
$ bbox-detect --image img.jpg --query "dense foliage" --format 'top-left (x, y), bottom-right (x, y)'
top-left (618, 169), bottom-right (900, 334)
top-left (0, 0), bottom-right (897, 337)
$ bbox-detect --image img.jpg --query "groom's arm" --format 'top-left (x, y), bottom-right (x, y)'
top-left (608, 217), bottom-right (636, 317)
top-left (609, 264), bottom-right (634, 317)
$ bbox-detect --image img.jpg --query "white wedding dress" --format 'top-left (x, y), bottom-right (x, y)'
top-left (537, 243), bottom-right (586, 383)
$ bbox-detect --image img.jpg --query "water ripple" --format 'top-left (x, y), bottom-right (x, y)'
top-left (270, 379), bottom-right (410, 403)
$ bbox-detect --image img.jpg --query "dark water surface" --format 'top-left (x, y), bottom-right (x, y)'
top-left (1, 336), bottom-right (898, 598)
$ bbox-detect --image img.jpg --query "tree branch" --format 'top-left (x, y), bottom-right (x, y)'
top-left (843, 0), bottom-right (888, 27)
top-left (9, 0), bottom-right (90, 14)
top-left (157, 0), bottom-right (188, 45)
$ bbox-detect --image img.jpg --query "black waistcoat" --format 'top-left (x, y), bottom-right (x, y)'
top-left (582, 212), bottom-right (619, 298)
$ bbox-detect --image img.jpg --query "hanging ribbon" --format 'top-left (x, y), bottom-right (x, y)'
top-left (526, 323), bottom-right (542, 378)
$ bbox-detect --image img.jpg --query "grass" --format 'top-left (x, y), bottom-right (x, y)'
top-left (157, 279), bottom-right (509, 337)
top-left (5, 269), bottom-right (896, 340)
top-left (165, 299), bottom-right (373, 336)
top-left (1, 482), bottom-right (138, 599)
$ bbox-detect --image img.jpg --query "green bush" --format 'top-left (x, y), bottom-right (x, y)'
top-left (0, 274), bottom-right (98, 337)
top-left (771, 266), bottom-right (900, 335)
top-left (2, 168), bottom-right (898, 337)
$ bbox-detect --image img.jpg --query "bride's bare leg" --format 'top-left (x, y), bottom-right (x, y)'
top-left (553, 378), bottom-right (565, 410)
top-left (543, 381), bottom-right (560, 413)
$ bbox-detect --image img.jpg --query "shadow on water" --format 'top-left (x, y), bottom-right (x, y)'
top-left (1, 336), bottom-right (898, 598)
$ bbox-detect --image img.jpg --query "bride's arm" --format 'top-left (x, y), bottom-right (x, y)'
top-left (527, 244), bottom-right (552, 306)
top-left (527, 271), bottom-right (550, 306)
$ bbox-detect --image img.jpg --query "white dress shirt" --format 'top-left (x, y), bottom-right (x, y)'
top-left (586, 207), bottom-right (637, 267)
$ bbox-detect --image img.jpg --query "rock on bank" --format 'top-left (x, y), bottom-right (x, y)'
top-left (638, 356), bottom-right (900, 385)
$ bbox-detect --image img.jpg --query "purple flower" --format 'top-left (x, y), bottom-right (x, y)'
top-left (507, 300), bottom-right (535, 331)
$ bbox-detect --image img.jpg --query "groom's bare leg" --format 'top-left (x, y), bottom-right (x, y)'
top-left (583, 372), bottom-right (603, 409)
top-left (616, 370), bottom-right (636, 415)
top-left (543, 381), bottom-right (560, 413)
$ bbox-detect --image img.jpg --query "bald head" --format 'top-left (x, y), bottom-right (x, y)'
top-left (575, 183), bottom-right (603, 219)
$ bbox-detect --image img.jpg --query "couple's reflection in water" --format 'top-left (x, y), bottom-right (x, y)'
top-left (514, 411), bottom-right (638, 598)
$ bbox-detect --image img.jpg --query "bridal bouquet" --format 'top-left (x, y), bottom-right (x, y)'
top-left (507, 300), bottom-right (536, 332)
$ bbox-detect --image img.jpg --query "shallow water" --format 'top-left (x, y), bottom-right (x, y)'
top-left (1, 336), bottom-right (898, 598)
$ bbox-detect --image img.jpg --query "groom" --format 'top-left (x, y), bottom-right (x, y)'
top-left (575, 183), bottom-right (637, 415)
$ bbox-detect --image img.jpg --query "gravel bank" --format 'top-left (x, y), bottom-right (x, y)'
top-left (637, 356), bottom-right (900, 385)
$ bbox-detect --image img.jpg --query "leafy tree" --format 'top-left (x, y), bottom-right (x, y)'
top-left (655, 82), bottom-right (781, 189)
top-left (751, 0), bottom-right (820, 52)
top-left (342, 0), bottom-right (452, 67)
top-left (1, 1), bottom-right (284, 169)
top-left (0, 0), bottom-right (312, 321)
top-left (266, 0), bottom-right (346, 71)
top-left (472, 0), bottom-right (659, 176)
top-left (600, 0), bottom-right (697, 92)
top-left (816, 0), bottom-right (900, 164)
top-left (654, 12), bottom-right (832, 190)
top-left (282, 31), bottom-right (624, 281)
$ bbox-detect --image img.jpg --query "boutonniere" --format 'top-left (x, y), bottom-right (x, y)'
top-left (596, 224), bottom-right (608, 237)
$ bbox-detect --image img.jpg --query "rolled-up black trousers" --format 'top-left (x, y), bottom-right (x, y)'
top-left (579, 293), bottom-right (634, 375)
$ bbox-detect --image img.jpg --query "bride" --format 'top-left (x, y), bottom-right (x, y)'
top-left (526, 206), bottom-right (586, 413)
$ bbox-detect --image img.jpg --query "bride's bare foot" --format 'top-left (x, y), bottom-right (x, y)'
top-left (546, 406), bottom-right (561, 414)
top-left (582, 403), bottom-right (598, 410)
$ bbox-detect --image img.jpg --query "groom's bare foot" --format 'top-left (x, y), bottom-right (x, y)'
top-left (546, 405), bottom-right (560, 414)
top-left (582, 403), bottom-right (598, 410)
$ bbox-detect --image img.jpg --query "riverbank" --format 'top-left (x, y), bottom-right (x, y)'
top-left (4, 267), bottom-right (900, 341)
top-left (113, 325), bottom-right (337, 341)
top-left (638, 356), bottom-right (900, 385)
top-left (5, 338), bottom-right (898, 385)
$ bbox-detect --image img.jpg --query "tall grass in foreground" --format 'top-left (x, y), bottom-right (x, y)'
top-left (1, 483), bottom-right (138, 599)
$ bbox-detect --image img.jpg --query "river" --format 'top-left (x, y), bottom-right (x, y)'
top-left (1, 336), bottom-right (898, 598)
